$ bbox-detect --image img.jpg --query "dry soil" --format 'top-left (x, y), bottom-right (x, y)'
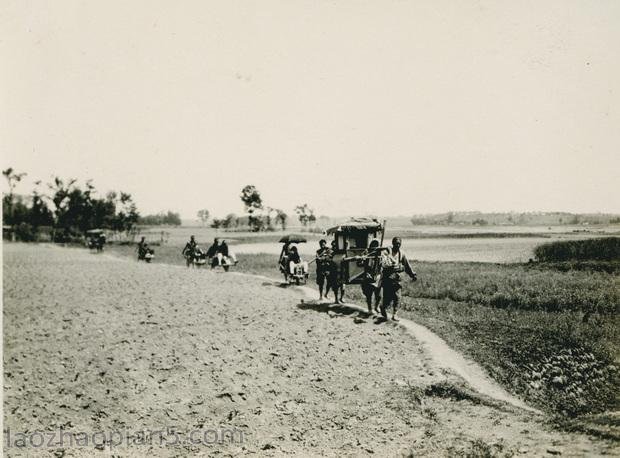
top-left (3, 244), bottom-right (618, 456)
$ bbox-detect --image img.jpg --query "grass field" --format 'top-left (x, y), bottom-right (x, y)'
top-left (107, 231), bottom-right (620, 426)
top-left (233, 253), bottom-right (620, 421)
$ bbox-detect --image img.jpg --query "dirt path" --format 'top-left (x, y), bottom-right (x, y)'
top-left (3, 244), bottom-right (617, 456)
top-left (295, 285), bottom-right (539, 413)
top-left (231, 273), bottom-right (538, 414)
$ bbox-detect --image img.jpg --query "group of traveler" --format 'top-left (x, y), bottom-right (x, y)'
top-left (168, 233), bottom-right (416, 321)
top-left (314, 239), bottom-right (345, 303)
top-left (181, 235), bottom-right (237, 268)
top-left (314, 236), bottom-right (416, 321)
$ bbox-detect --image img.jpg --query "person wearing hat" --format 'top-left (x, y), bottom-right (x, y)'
top-left (380, 237), bottom-right (416, 321)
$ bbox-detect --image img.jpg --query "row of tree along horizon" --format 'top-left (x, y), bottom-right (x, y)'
top-left (2, 169), bottom-right (322, 241)
top-left (196, 185), bottom-right (317, 231)
top-left (4, 168), bottom-right (619, 242)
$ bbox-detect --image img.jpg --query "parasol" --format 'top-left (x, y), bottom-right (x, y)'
top-left (278, 234), bottom-right (307, 243)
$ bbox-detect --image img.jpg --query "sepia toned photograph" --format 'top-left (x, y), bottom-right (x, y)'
top-left (2, 1), bottom-right (619, 456)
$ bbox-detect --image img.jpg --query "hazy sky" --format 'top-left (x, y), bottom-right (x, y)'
top-left (2, 0), bottom-right (619, 218)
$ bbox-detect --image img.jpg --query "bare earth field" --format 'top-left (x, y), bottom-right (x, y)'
top-left (3, 244), bottom-right (619, 456)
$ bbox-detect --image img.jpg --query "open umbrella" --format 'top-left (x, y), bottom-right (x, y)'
top-left (279, 234), bottom-right (307, 243)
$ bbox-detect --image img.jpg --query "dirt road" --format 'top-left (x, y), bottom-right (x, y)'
top-left (3, 244), bottom-right (617, 456)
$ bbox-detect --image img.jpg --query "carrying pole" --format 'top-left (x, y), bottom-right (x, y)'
top-left (380, 219), bottom-right (386, 247)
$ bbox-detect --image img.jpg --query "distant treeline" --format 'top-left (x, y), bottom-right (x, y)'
top-left (391, 231), bottom-right (552, 239)
top-left (138, 211), bottom-right (181, 226)
top-left (410, 211), bottom-right (620, 226)
top-left (3, 168), bottom-right (139, 242)
top-left (534, 237), bottom-right (620, 262)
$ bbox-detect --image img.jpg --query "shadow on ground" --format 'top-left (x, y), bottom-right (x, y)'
top-left (297, 300), bottom-right (389, 324)
top-left (261, 280), bottom-right (303, 289)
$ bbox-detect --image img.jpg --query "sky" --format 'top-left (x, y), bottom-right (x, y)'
top-left (1, 0), bottom-right (619, 219)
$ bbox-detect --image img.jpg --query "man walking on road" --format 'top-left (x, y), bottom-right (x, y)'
top-left (328, 240), bottom-right (345, 304)
top-left (315, 239), bottom-right (332, 300)
top-left (361, 239), bottom-right (383, 314)
top-left (380, 237), bottom-right (416, 321)
top-left (182, 235), bottom-right (197, 267)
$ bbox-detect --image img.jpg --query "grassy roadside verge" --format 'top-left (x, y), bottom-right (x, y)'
top-left (237, 253), bottom-right (620, 424)
top-left (106, 244), bottom-right (619, 431)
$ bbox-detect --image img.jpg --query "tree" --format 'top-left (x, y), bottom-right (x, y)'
top-left (210, 218), bottom-right (224, 229)
top-left (263, 206), bottom-right (274, 230)
top-left (294, 204), bottom-right (315, 228)
top-left (240, 185), bottom-right (263, 231)
top-left (264, 206), bottom-right (285, 231)
top-left (45, 177), bottom-right (140, 240)
top-left (2, 167), bottom-right (27, 224)
top-left (222, 213), bottom-right (238, 229)
top-left (113, 192), bottom-right (140, 233)
top-left (240, 185), bottom-right (263, 211)
top-left (59, 180), bottom-right (96, 233)
top-left (139, 211), bottom-right (181, 226)
top-left (2, 167), bottom-right (27, 197)
top-left (197, 209), bottom-right (210, 226)
top-left (164, 211), bottom-right (181, 226)
top-left (90, 192), bottom-right (117, 229)
top-left (2, 197), bottom-right (28, 226)
top-left (29, 182), bottom-right (54, 228)
top-left (1, 170), bottom-right (139, 241)
top-left (275, 209), bottom-right (287, 230)
top-left (47, 176), bottom-right (78, 241)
